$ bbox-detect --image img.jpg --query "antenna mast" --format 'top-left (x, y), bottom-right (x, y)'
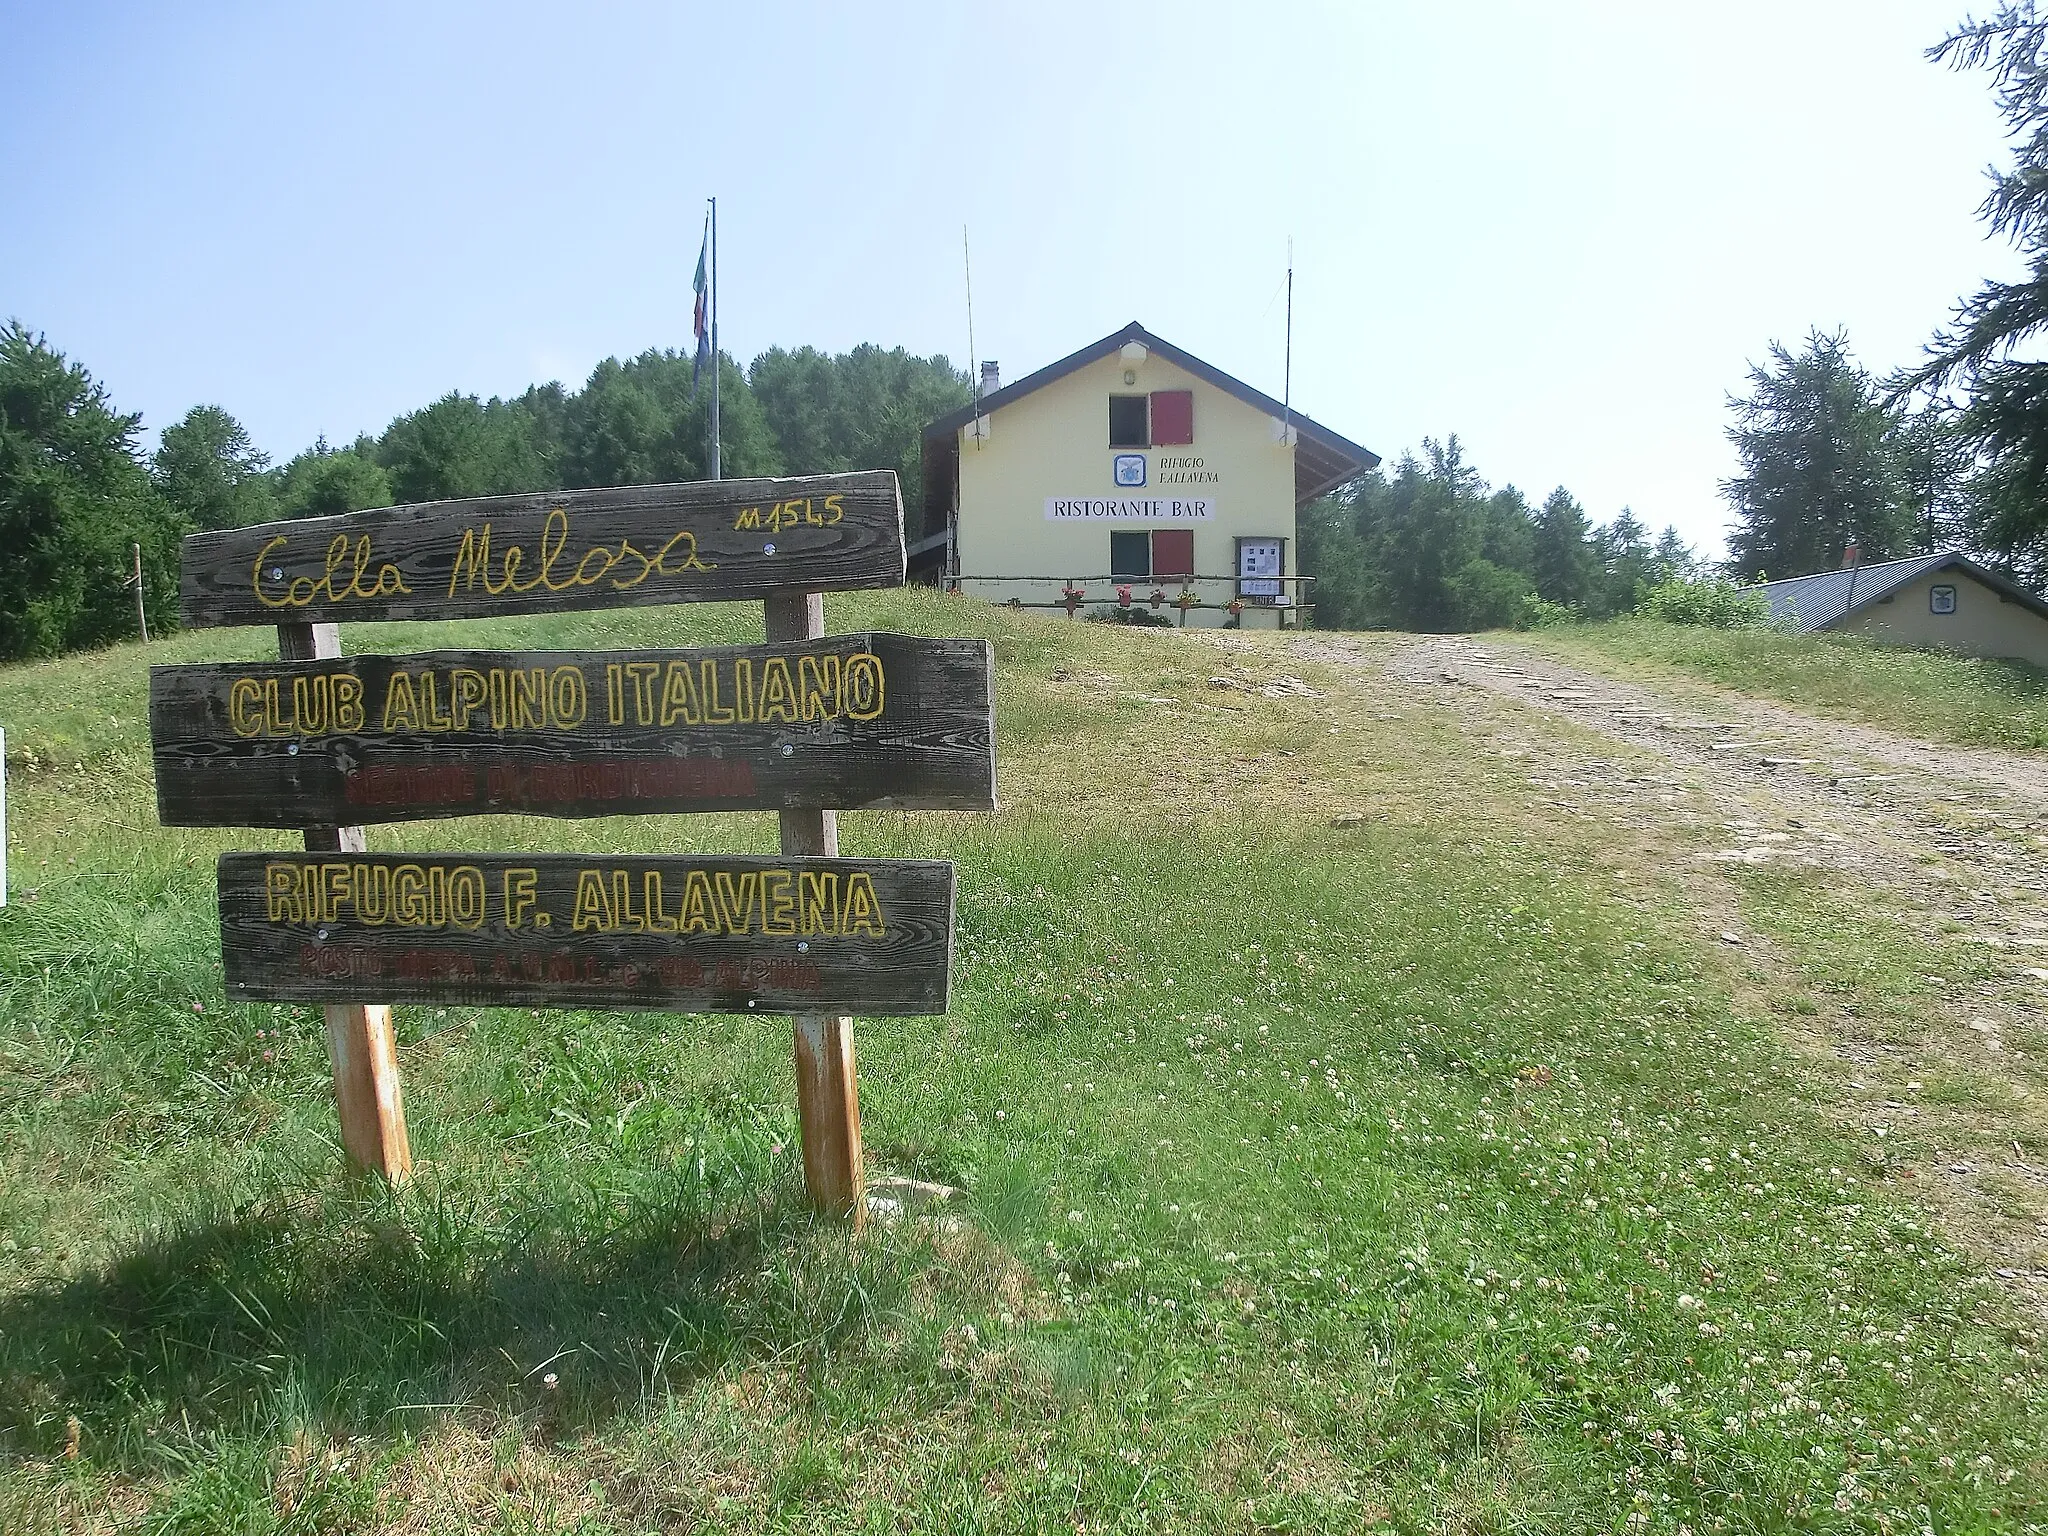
top-left (1282, 237), bottom-right (1294, 441)
top-left (964, 225), bottom-right (980, 438)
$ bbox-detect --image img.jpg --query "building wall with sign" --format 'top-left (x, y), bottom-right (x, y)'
top-left (952, 348), bottom-right (1301, 628)
top-left (1831, 568), bottom-right (2048, 666)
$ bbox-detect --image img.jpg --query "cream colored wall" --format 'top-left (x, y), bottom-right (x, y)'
top-left (1832, 570), bottom-right (2048, 667)
top-left (954, 349), bottom-right (1300, 629)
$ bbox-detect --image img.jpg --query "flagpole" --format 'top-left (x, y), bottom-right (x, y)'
top-left (708, 196), bottom-right (721, 481)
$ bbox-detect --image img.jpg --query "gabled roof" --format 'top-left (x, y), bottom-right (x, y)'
top-left (1742, 551), bottom-right (2048, 630)
top-left (921, 321), bottom-right (1380, 506)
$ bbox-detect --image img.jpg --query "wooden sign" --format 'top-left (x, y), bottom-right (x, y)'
top-left (216, 852), bottom-right (955, 1015)
top-left (179, 471), bottom-right (904, 629)
top-left (149, 633), bottom-right (995, 828)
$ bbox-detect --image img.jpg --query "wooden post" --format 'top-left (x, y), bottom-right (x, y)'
top-left (132, 543), bottom-right (149, 644)
top-left (277, 621), bottom-right (411, 1185)
top-left (763, 590), bottom-right (865, 1226)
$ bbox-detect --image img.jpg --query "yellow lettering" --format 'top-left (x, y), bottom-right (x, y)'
top-left (699, 660), bottom-right (735, 723)
top-left (624, 661), bottom-right (660, 725)
top-left (332, 675), bottom-right (365, 732)
top-left (762, 871), bottom-right (796, 935)
top-left (841, 872), bottom-right (885, 937)
top-left (229, 679), bottom-right (264, 737)
top-left (571, 869), bottom-right (613, 932)
top-left (252, 536), bottom-right (293, 608)
top-left (393, 864), bottom-right (430, 925)
top-left (734, 659), bottom-right (754, 723)
top-left (420, 672), bottom-right (453, 731)
top-left (447, 866), bottom-right (486, 929)
top-left (678, 870), bottom-right (717, 935)
top-left (612, 870), bottom-right (646, 933)
top-left (659, 660), bottom-right (701, 725)
top-left (799, 872), bottom-right (838, 934)
top-left (263, 862), bottom-right (303, 922)
top-left (448, 524), bottom-right (494, 595)
top-left (652, 528), bottom-right (716, 574)
top-left (382, 673), bottom-right (420, 732)
top-left (450, 669), bottom-right (489, 730)
top-left (509, 669), bottom-right (545, 729)
top-left (503, 868), bottom-right (538, 928)
top-left (842, 653), bottom-right (885, 720)
top-left (322, 862), bottom-right (352, 922)
top-left (550, 667), bottom-right (587, 727)
top-left (355, 863), bottom-right (391, 924)
top-left (757, 658), bottom-right (799, 724)
top-left (712, 872), bottom-right (757, 935)
top-left (642, 872), bottom-right (678, 933)
top-left (797, 655), bottom-right (839, 720)
top-left (263, 678), bottom-right (289, 736)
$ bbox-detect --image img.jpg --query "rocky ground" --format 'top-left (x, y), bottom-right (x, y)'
top-left (1298, 631), bottom-right (2048, 1312)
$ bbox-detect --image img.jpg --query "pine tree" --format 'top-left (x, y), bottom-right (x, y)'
top-left (1723, 330), bottom-right (1912, 580)
top-left (1529, 488), bottom-right (1600, 611)
top-left (154, 405), bottom-right (276, 530)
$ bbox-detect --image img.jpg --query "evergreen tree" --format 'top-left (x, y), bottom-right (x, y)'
top-left (1529, 487), bottom-right (1601, 610)
top-left (563, 350), bottom-right (778, 487)
top-left (1906, 3), bottom-right (2048, 578)
top-left (1356, 440), bottom-right (1530, 631)
top-left (154, 404), bottom-right (276, 530)
top-left (1650, 526), bottom-right (1697, 583)
top-left (1597, 507), bottom-right (1654, 614)
top-left (377, 390), bottom-right (557, 504)
top-left (1479, 485), bottom-right (1537, 579)
top-left (276, 435), bottom-right (393, 520)
top-left (1723, 330), bottom-right (1912, 579)
top-left (749, 344), bottom-right (968, 513)
top-left (1297, 486), bottom-right (1378, 630)
top-left (0, 322), bottom-right (182, 658)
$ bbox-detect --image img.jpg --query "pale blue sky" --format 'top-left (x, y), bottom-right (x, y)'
top-left (1, 1), bottom-right (2017, 556)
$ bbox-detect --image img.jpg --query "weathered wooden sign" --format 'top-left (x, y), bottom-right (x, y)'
top-left (179, 471), bottom-right (905, 628)
top-left (149, 633), bottom-right (996, 827)
top-left (151, 468), bottom-right (967, 1220)
top-left (217, 852), bottom-right (956, 1014)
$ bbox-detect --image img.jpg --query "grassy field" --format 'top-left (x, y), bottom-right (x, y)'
top-left (1525, 618), bottom-right (2048, 750)
top-left (1, 592), bottom-right (2044, 1532)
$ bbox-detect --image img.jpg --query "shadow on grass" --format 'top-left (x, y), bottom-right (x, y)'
top-left (0, 1174), bottom-right (910, 1466)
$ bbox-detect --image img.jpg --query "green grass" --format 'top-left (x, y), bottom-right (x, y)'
top-left (0, 595), bottom-right (2044, 1531)
top-left (1525, 617), bottom-right (2048, 750)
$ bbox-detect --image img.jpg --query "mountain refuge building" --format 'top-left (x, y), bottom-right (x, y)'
top-left (1744, 551), bottom-right (2048, 669)
top-left (916, 323), bottom-right (1378, 628)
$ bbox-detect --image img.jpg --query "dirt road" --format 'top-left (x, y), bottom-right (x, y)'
top-left (1298, 631), bottom-right (2048, 1306)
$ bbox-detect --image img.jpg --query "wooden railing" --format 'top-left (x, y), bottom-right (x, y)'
top-left (950, 573), bottom-right (1313, 625)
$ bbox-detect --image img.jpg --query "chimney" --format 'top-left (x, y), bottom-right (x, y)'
top-left (1840, 540), bottom-right (1860, 570)
top-left (979, 360), bottom-right (1000, 400)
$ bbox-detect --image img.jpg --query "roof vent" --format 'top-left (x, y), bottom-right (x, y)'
top-left (1841, 541), bottom-right (1861, 570)
top-left (979, 361), bottom-right (1000, 399)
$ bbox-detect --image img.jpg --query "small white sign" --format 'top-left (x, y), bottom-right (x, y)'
top-left (1045, 496), bottom-right (1215, 522)
top-left (1239, 538), bottom-right (1284, 598)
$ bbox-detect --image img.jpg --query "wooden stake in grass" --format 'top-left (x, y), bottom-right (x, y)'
top-left (765, 589), bottom-right (865, 1226)
top-left (278, 620), bottom-right (411, 1185)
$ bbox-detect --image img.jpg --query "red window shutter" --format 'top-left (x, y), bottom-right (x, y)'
top-left (1150, 390), bottom-right (1194, 445)
top-left (1151, 528), bottom-right (1195, 578)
